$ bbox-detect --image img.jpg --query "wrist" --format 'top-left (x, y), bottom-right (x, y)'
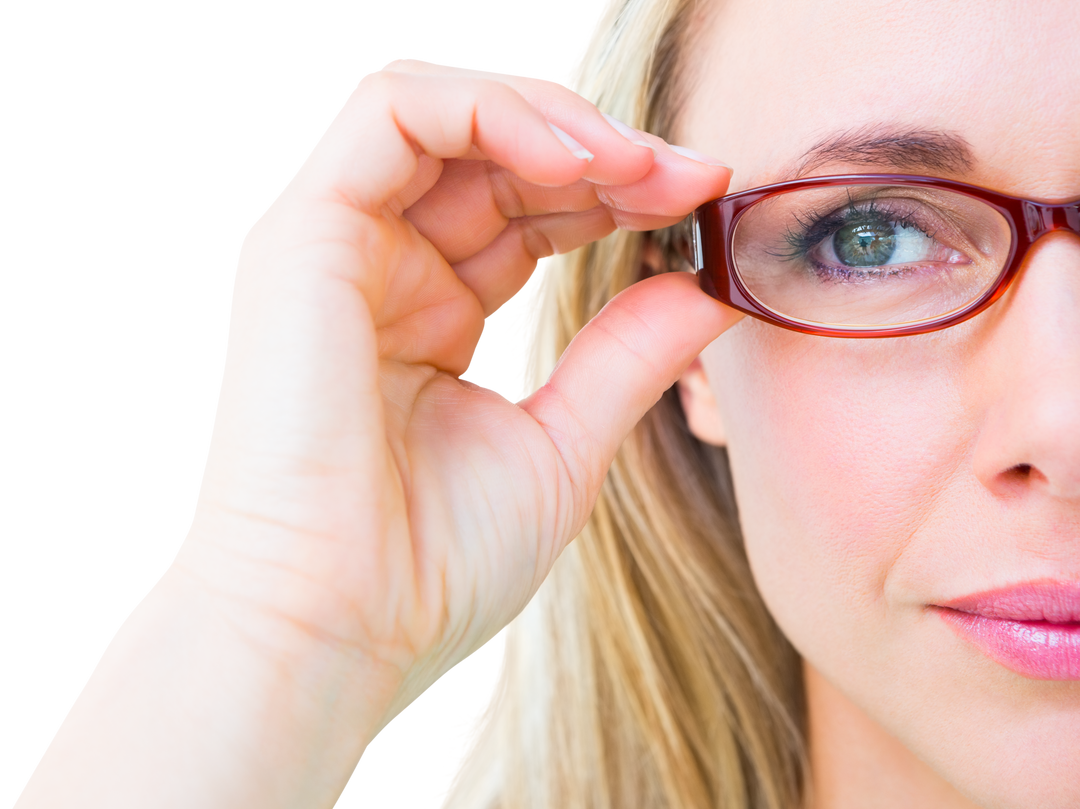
top-left (19, 559), bottom-right (402, 809)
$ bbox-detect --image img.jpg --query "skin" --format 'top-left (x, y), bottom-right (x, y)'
top-left (677, 1), bottom-right (1080, 806)
top-left (15, 63), bottom-right (735, 808)
top-left (14, 2), bottom-right (1078, 808)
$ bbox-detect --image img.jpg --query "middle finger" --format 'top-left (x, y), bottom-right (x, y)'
top-left (403, 158), bottom-right (602, 264)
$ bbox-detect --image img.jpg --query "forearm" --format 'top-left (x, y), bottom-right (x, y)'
top-left (15, 564), bottom-right (399, 809)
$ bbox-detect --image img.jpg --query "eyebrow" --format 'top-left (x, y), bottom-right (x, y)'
top-left (788, 125), bottom-right (977, 179)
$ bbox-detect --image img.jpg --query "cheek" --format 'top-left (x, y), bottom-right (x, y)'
top-left (704, 321), bottom-right (969, 661)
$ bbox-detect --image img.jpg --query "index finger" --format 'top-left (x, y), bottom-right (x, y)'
top-left (293, 69), bottom-right (657, 215)
top-left (381, 60), bottom-right (659, 187)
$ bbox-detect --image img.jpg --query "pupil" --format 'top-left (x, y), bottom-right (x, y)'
top-left (834, 222), bottom-right (896, 266)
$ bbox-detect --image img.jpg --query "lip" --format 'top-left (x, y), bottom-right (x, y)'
top-left (936, 580), bottom-right (1080, 680)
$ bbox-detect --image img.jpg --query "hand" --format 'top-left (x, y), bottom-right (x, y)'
top-left (17, 62), bottom-right (738, 809)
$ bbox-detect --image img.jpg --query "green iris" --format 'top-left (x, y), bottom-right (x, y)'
top-left (833, 222), bottom-right (896, 266)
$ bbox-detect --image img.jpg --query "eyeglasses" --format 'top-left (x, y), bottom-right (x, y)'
top-left (690, 174), bottom-right (1080, 338)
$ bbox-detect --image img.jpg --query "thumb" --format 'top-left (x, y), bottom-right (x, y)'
top-left (521, 272), bottom-right (743, 511)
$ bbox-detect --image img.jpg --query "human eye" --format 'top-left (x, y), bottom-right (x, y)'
top-left (775, 196), bottom-right (970, 283)
top-left (730, 184), bottom-right (1013, 329)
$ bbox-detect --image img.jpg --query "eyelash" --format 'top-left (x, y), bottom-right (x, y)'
top-left (774, 198), bottom-right (935, 277)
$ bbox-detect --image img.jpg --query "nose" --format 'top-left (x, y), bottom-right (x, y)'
top-left (972, 232), bottom-right (1080, 502)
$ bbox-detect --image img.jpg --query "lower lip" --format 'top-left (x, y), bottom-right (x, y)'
top-left (938, 609), bottom-right (1080, 680)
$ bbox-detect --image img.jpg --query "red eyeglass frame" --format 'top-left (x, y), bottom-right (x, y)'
top-left (690, 174), bottom-right (1080, 338)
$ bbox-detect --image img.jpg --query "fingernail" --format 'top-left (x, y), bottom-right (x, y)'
top-left (548, 123), bottom-right (594, 162)
top-left (669, 144), bottom-right (730, 168)
top-left (601, 113), bottom-right (656, 151)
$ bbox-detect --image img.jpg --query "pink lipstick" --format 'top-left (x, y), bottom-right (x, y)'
top-left (937, 581), bottom-right (1080, 680)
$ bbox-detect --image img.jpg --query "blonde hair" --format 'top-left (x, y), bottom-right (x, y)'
top-left (446, 1), bottom-right (807, 807)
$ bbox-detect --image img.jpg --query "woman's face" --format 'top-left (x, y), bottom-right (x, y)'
top-left (680, 1), bottom-right (1080, 805)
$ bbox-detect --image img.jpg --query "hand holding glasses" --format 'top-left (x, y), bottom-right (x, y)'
top-left (691, 174), bottom-right (1080, 337)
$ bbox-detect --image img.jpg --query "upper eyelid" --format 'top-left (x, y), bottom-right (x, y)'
top-left (776, 199), bottom-right (951, 264)
top-left (791, 196), bottom-right (948, 237)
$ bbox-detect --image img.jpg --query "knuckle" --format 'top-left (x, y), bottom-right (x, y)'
top-left (485, 162), bottom-right (526, 219)
top-left (373, 54), bottom-right (436, 72)
top-left (518, 218), bottom-right (556, 261)
top-left (355, 69), bottom-right (401, 109)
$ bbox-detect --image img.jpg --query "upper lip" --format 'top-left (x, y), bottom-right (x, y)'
top-left (939, 580), bottom-right (1080, 623)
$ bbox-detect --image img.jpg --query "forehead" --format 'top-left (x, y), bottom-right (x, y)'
top-left (679, 0), bottom-right (1080, 197)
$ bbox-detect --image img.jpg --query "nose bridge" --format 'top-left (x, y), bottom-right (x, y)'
top-left (1023, 200), bottom-right (1080, 241)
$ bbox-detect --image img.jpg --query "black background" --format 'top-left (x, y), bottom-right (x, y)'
top-left (6, 3), bottom-right (600, 803)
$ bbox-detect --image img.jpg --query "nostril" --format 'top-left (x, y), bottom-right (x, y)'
top-left (996, 463), bottom-right (1036, 494)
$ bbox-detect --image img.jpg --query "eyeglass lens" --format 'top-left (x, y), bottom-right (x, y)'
top-left (731, 185), bottom-right (1013, 329)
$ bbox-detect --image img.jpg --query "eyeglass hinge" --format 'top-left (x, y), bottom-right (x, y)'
top-left (691, 211), bottom-right (704, 271)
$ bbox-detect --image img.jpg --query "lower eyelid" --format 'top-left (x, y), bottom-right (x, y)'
top-left (810, 260), bottom-right (918, 283)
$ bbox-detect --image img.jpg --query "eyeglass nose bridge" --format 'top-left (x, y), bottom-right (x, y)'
top-left (1023, 201), bottom-right (1080, 241)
